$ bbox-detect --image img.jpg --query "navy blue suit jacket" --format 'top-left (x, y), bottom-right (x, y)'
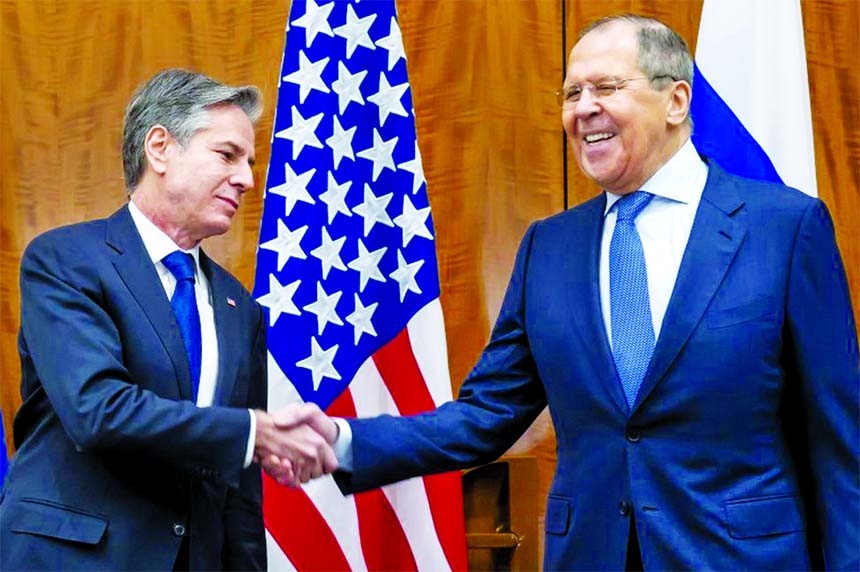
top-left (0, 206), bottom-right (268, 571)
top-left (339, 162), bottom-right (860, 570)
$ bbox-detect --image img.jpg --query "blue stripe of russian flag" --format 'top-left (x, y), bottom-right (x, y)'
top-left (690, 64), bottom-right (783, 186)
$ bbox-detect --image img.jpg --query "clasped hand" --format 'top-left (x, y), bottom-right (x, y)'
top-left (253, 404), bottom-right (338, 488)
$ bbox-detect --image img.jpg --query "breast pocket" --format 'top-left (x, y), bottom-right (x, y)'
top-left (707, 296), bottom-right (778, 329)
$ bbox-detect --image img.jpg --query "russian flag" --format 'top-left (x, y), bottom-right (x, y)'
top-left (691, 0), bottom-right (817, 197)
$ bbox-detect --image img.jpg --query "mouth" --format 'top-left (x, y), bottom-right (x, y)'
top-left (217, 196), bottom-right (239, 212)
top-left (583, 132), bottom-right (615, 144)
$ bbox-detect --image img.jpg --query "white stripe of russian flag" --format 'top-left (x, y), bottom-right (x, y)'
top-left (691, 0), bottom-right (817, 197)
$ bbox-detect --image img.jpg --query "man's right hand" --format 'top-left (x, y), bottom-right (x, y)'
top-left (253, 404), bottom-right (338, 487)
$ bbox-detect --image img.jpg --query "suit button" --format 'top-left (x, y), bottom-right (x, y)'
top-left (626, 428), bottom-right (641, 443)
top-left (618, 501), bottom-right (631, 516)
top-left (172, 523), bottom-right (186, 537)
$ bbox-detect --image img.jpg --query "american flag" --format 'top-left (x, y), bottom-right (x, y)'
top-left (252, 0), bottom-right (467, 569)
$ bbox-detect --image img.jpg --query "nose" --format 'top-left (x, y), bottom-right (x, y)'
top-left (572, 88), bottom-right (601, 119)
top-left (234, 161), bottom-right (255, 193)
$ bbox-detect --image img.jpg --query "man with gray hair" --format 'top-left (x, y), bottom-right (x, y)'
top-left (0, 69), bottom-right (337, 571)
top-left (289, 14), bottom-right (858, 571)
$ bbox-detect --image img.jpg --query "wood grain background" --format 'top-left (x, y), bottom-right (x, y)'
top-left (2, 0), bottom-right (857, 564)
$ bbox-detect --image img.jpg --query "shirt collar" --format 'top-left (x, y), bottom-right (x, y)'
top-left (603, 138), bottom-right (707, 215)
top-left (128, 200), bottom-right (201, 270)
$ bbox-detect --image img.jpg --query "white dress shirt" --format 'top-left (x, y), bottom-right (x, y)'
top-left (600, 139), bottom-right (709, 344)
top-left (128, 200), bottom-right (255, 466)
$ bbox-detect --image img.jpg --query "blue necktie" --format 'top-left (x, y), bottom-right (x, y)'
top-left (162, 251), bottom-right (201, 401)
top-left (610, 191), bottom-right (655, 407)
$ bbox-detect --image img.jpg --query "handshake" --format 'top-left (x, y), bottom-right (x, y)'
top-left (252, 404), bottom-right (339, 488)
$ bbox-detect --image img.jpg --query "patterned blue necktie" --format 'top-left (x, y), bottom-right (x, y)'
top-left (162, 251), bottom-right (201, 401)
top-left (610, 191), bottom-right (655, 407)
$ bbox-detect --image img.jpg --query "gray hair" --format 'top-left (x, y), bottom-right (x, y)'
top-left (579, 14), bottom-right (693, 90)
top-left (122, 69), bottom-right (262, 192)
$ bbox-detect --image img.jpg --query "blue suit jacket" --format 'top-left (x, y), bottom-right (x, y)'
top-left (340, 163), bottom-right (860, 570)
top-left (0, 206), bottom-right (268, 571)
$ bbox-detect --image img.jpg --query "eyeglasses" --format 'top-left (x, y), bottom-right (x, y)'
top-left (555, 75), bottom-right (676, 106)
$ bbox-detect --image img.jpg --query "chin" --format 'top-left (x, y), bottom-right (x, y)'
top-left (205, 220), bottom-right (233, 238)
top-left (582, 167), bottom-right (613, 188)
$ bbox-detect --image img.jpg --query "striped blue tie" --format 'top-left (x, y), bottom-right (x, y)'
top-left (610, 191), bottom-right (655, 407)
top-left (162, 251), bottom-right (201, 401)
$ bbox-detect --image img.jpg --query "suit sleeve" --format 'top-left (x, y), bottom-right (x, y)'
top-left (19, 231), bottom-right (250, 487)
top-left (221, 307), bottom-right (268, 571)
top-left (784, 199), bottom-right (859, 571)
top-left (338, 222), bottom-right (549, 494)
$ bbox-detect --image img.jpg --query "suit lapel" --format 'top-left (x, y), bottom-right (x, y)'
top-left (565, 196), bottom-right (630, 415)
top-left (633, 165), bottom-right (747, 410)
top-left (201, 253), bottom-right (242, 406)
top-left (105, 206), bottom-right (192, 400)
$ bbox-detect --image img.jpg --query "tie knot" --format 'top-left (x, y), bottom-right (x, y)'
top-left (162, 251), bottom-right (196, 282)
top-left (615, 191), bottom-right (654, 222)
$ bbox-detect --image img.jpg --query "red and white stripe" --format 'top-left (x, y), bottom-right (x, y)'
top-left (264, 299), bottom-right (467, 571)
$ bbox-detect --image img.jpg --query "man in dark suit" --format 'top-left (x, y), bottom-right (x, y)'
top-left (0, 69), bottom-right (336, 571)
top-left (287, 14), bottom-right (859, 571)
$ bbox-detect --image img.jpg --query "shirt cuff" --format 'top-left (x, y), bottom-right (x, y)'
top-left (332, 417), bottom-right (354, 472)
top-left (243, 409), bottom-right (256, 468)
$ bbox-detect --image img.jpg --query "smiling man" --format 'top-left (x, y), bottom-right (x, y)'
top-left (287, 14), bottom-right (859, 571)
top-left (0, 69), bottom-right (337, 571)
top-left (562, 18), bottom-right (692, 196)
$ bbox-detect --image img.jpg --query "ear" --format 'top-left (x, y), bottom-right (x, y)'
top-left (143, 125), bottom-right (174, 175)
top-left (666, 80), bottom-right (692, 127)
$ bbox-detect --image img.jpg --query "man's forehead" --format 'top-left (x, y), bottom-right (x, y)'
top-left (577, 19), bottom-right (638, 44)
top-left (567, 23), bottom-right (639, 76)
top-left (199, 107), bottom-right (254, 136)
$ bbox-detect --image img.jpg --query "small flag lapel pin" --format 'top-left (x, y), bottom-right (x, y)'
top-left (226, 297), bottom-right (236, 308)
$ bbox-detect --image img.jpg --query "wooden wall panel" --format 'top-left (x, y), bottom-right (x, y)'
top-left (801, 0), bottom-right (860, 314)
top-left (481, 2), bottom-right (565, 563)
